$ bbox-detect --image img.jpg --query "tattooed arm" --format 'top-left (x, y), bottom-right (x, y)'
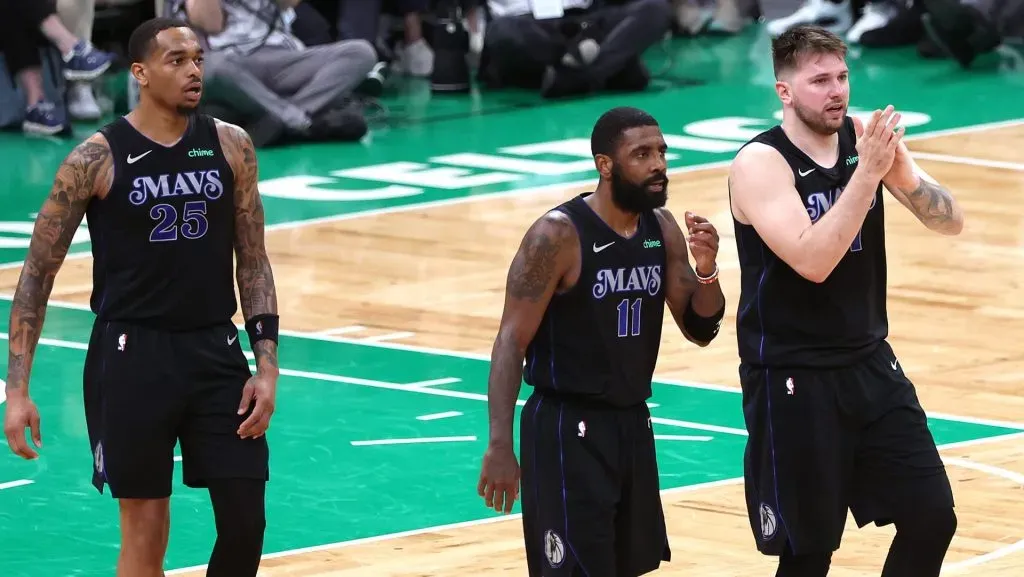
top-left (218, 121), bottom-right (278, 439)
top-left (851, 115), bottom-right (964, 236)
top-left (486, 211), bottom-right (578, 447)
top-left (4, 134), bottom-right (110, 458)
top-left (882, 142), bottom-right (965, 236)
top-left (218, 120), bottom-right (278, 375)
top-left (479, 211), bottom-right (578, 513)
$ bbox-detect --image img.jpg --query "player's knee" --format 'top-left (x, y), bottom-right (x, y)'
top-left (775, 546), bottom-right (832, 577)
top-left (117, 498), bottom-right (171, 562)
top-left (896, 507), bottom-right (958, 549)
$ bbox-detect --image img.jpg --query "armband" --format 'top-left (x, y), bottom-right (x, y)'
top-left (245, 313), bottom-right (279, 345)
top-left (682, 301), bottom-right (724, 343)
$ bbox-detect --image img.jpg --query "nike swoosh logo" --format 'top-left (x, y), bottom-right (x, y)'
top-left (798, 168), bottom-right (814, 177)
top-left (890, 360), bottom-right (898, 371)
top-left (593, 241), bottom-right (615, 253)
top-left (127, 151), bottom-right (152, 164)
top-left (227, 335), bottom-right (238, 345)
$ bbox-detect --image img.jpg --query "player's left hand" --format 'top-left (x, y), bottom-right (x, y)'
top-left (685, 211), bottom-right (719, 276)
top-left (237, 372), bottom-right (277, 439)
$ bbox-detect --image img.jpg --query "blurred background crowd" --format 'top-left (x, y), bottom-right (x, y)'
top-left (0, 0), bottom-right (1020, 146)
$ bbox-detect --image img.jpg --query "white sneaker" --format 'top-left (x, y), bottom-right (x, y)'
top-left (402, 38), bottom-right (434, 77)
top-left (847, 2), bottom-right (898, 44)
top-left (765, 0), bottom-right (853, 38)
top-left (68, 83), bottom-right (101, 121)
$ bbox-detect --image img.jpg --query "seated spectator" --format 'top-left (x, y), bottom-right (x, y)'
top-left (173, 0), bottom-right (378, 145)
top-left (477, 0), bottom-right (671, 99)
top-left (0, 0), bottom-right (113, 134)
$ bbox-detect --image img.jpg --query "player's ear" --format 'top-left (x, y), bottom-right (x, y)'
top-left (775, 80), bottom-right (792, 105)
top-left (131, 62), bottom-right (148, 87)
top-left (594, 154), bottom-right (613, 180)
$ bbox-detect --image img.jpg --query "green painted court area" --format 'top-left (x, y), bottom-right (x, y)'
top-left (0, 31), bottom-right (1022, 267)
top-left (0, 297), bottom-right (1022, 576)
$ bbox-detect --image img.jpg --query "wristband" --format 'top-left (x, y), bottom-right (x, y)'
top-left (245, 313), bottom-right (279, 345)
top-left (695, 264), bottom-right (719, 285)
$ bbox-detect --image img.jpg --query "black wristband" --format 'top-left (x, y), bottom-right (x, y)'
top-left (245, 314), bottom-right (279, 345)
top-left (682, 301), bottom-right (724, 343)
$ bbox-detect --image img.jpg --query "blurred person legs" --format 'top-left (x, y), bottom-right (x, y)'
top-left (57, 0), bottom-right (102, 120)
top-left (764, 0), bottom-right (853, 37)
top-left (8, 0), bottom-right (114, 80)
top-left (672, 0), bottom-right (752, 35)
top-left (478, 0), bottom-right (671, 99)
top-left (205, 40), bottom-right (377, 145)
top-left (0, 3), bottom-right (65, 134)
top-left (921, 0), bottom-right (1004, 66)
top-left (337, 0), bottom-right (434, 77)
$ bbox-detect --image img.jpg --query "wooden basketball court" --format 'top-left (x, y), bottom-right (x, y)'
top-left (1, 26), bottom-right (1023, 575)
top-left (1, 119), bottom-right (1020, 576)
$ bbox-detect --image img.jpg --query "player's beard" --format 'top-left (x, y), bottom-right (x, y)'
top-left (609, 165), bottom-right (668, 213)
top-left (793, 97), bottom-right (846, 136)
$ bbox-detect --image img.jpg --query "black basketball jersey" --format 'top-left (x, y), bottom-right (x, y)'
top-left (88, 113), bottom-right (237, 331)
top-left (733, 116), bottom-right (888, 369)
top-left (523, 193), bottom-right (667, 407)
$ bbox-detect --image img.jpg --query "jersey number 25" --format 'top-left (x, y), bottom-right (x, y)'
top-left (149, 201), bottom-right (209, 242)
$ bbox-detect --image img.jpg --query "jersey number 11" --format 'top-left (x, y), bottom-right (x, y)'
top-left (617, 298), bottom-right (643, 338)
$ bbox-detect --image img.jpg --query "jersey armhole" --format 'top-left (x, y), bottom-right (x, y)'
top-left (551, 207), bottom-right (584, 298)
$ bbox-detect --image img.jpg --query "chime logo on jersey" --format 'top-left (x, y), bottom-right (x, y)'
top-left (128, 170), bottom-right (225, 206)
top-left (591, 265), bottom-right (663, 299)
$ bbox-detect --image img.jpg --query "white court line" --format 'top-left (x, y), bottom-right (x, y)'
top-left (3, 300), bottom-right (1024, 433)
top-left (316, 325), bottom-right (366, 336)
top-left (417, 411), bottom-right (462, 421)
top-left (165, 427), bottom-right (1024, 575)
top-left (3, 117), bottom-right (1021, 272)
top-left (351, 436), bottom-right (476, 446)
top-left (359, 331), bottom-right (416, 343)
top-left (402, 377), bottom-right (461, 388)
top-left (941, 456), bottom-right (1024, 573)
top-left (0, 479), bottom-right (33, 491)
top-left (651, 416), bottom-right (747, 436)
top-left (654, 435), bottom-right (713, 442)
top-left (911, 151), bottom-right (1024, 172)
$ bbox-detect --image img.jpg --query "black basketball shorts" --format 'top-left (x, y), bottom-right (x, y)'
top-left (519, 390), bottom-right (671, 577)
top-left (740, 340), bottom-right (954, 556)
top-left (83, 319), bottom-right (270, 499)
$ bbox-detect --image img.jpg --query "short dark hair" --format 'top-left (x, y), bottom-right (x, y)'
top-left (771, 25), bottom-right (848, 77)
top-left (590, 106), bottom-right (659, 157)
top-left (128, 17), bottom-right (192, 63)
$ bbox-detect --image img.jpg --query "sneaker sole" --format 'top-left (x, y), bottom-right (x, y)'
top-left (64, 60), bottom-right (112, 82)
top-left (23, 121), bottom-right (65, 136)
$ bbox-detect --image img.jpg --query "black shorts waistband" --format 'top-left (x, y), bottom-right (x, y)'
top-left (530, 388), bottom-right (648, 411)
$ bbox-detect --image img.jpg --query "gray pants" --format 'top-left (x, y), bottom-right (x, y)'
top-left (206, 39), bottom-right (377, 130)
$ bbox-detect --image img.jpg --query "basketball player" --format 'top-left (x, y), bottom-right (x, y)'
top-left (478, 106), bottom-right (727, 576)
top-left (2, 18), bottom-right (278, 577)
top-left (728, 26), bottom-right (965, 577)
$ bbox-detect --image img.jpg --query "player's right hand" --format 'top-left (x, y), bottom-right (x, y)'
top-left (478, 442), bottom-right (520, 514)
top-left (3, 393), bottom-right (42, 460)
top-left (855, 105), bottom-right (904, 180)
